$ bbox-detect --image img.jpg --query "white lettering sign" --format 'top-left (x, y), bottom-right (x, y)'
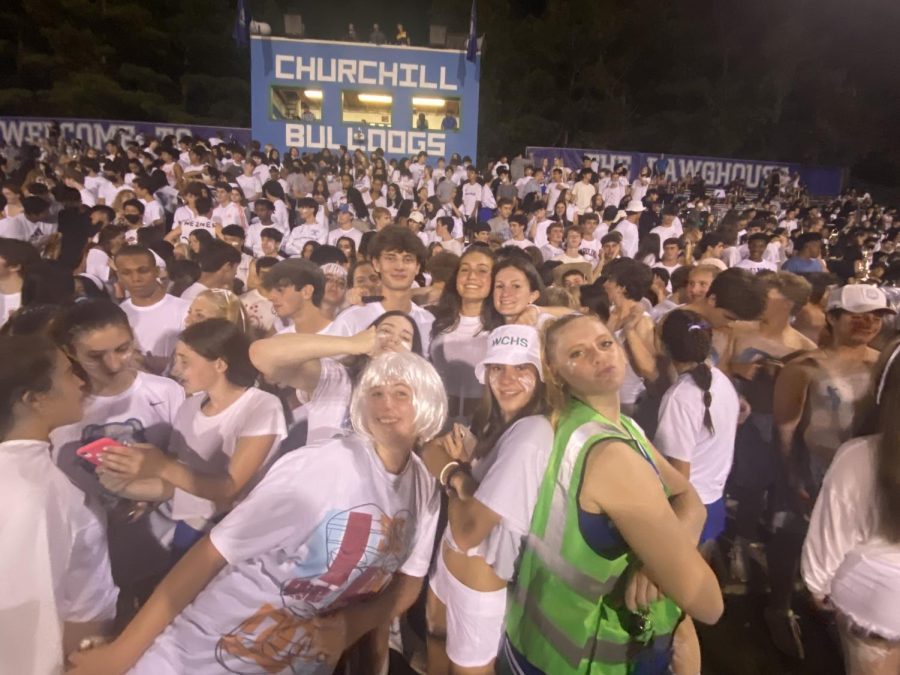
top-left (274, 56), bottom-right (459, 92)
top-left (284, 124), bottom-right (446, 156)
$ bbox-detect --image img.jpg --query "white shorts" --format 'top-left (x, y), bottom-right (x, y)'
top-left (429, 551), bottom-right (507, 668)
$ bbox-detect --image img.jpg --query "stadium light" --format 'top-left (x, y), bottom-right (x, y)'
top-left (412, 97), bottom-right (446, 107)
top-left (304, 89), bottom-right (323, 99)
top-left (358, 93), bottom-right (393, 104)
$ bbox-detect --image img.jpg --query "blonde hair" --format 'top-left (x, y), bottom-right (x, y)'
top-left (540, 313), bottom-right (607, 428)
top-left (192, 289), bottom-right (249, 333)
top-left (111, 189), bottom-right (136, 216)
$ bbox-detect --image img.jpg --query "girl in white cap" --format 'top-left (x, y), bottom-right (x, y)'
top-left (421, 324), bottom-right (553, 674)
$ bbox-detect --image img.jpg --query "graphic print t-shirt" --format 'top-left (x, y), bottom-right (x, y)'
top-left (131, 434), bottom-right (440, 675)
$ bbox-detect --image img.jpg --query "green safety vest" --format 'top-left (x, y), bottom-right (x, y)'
top-left (505, 399), bottom-right (682, 674)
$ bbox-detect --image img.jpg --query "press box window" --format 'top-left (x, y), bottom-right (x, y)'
top-left (411, 96), bottom-right (461, 132)
top-left (270, 86), bottom-right (323, 122)
top-left (341, 91), bottom-right (392, 127)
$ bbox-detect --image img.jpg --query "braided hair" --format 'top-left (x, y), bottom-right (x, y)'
top-left (661, 309), bottom-right (715, 433)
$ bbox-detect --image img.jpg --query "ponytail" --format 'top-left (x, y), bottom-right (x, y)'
top-left (688, 362), bottom-right (714, 434)
top-left (661, 308), bottom-right (715, 433)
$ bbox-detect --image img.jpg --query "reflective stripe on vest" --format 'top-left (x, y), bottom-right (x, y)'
top-left (522, 533), bottom-right (621, 603)
top-left (542, 420), bottom-right (625, 553)
top-left (511, 586), bottom-right (675, 667)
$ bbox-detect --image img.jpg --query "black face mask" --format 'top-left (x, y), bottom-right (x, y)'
top-left (124, 213), bottom-right (142, 224)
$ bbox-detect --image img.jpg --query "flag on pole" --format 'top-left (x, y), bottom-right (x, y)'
top-left (233, 0), bottom-right (250, 49)
top-left (466, 0), bottom-right (478, 63)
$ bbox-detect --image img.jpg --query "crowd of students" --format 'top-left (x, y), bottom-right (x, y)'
top-left (0, 132), bottom-right (898, 675)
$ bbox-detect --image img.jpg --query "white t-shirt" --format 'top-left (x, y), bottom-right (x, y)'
top-left (615, 324), bottom-right (647, 406)
top-left (330, 301), bottom-right (436, 353)
top-left (554, 252), bottom-right (589, 264)
top-left (735, 258), bottom-right (778, 274)
top-left (0, 214), bottom-right (56, 244)
top-left (532, 218), bottom-right (554, 248)
top-left (802, 434), bottom-right (900, 638)
top-left (435, 237), bottom-right (464, 256)
top-left (295, 358), bottom-right (353, 443)
top-left (613, 219), bottom-right (639, 258)
top-left (654, 367), bottom-right (739, 504)
top-left (461, 182), bottom-right (481, 218)
top-left (172, 205), bottom-right (195, 232)
top-left (179, 281), bottom-right (210, 302)
top-left (178, 215), bottom-right (217, 245)
top-left (272, 200), bottom-right (290, 233)
top-left (462, 416), bottom-right (554, 581)
top-left (504, 237), bottom-right (531, 250)
top-left (79, 187), bottom-right (97, 207)
top-left (131, 434), bottom-right (439, 675)
top-left (49, 372), bottom-right (184, 584)
top-left (236, 174), bottom-right (263, 201)
top-left (0, 440), bottom-right (118, 675)
top-left (98, 181), bottom-right (128, 206)
top-left (170, 387), bottom-right (287, 522)
top-left (649, 297), bottom-right (681, 323)
top-left (120, 293), bottom-right (190, 375)
top-left (212, 202), bottom-right (246, 229)
top-left (241, 288), bottom-right (277, 333)
top-left (540, 243), bottom-right (564, 261)
top-left (429, 315), bottom-right (489, 410)
top-left (720, 246), bottom-right (742, 268)
top-left (0, 290), bottom-right (21, 329)
top-left (85, 247), bottom-right (112, 282)
top-left (326, 226), bottom-right (362, 248)
top-left (579, 236), bottom-right (602, 263)
top-left (141, 197), bottom-right (164, 226)
top-left (649, 225), bottom-right (683, 256)
top-left (283, 222), bottom-right (328, 256)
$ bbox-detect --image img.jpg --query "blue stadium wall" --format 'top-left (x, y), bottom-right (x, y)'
top-left (251, 37), bottom-right (480, 160)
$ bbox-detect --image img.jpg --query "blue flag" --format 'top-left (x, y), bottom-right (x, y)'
top-left (466, 0), bottom-right (477, 63)
top-left (233, 0), bottom-right (250, 49)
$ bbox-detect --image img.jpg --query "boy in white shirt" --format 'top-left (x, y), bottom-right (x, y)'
top-left (284, 197), bottom-right (329, 256)
top-left (653, 237), bottom-right (684, 277)
top-left (115, 245), bottom-right (190, 374)
top-left (505, 214), bottom-right (532, 250)
top-left (331, 226), bottom-right (435, 351)
top-left (434, 216), bottom-right (464, 255)
top-left (736, 233), bottom-right (779, 274)
top-left (540, 222), bottom-right (565, 261)
top-left (326, 204), bottom-right (363, 249)
top-left (133, 177), bottom-right (165, 228)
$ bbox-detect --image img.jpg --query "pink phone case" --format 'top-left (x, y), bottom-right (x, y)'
top-left (75, 437), bottom-right (118, 466)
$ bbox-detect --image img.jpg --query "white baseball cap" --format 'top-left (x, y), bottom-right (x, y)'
top-left (474, 325), bottom-right (543, 383)
top-left (826, 285), bottom-right (895, 315)
top-left (408, 210), bottom-right (426, 224)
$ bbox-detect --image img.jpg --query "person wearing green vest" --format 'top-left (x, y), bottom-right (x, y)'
top-left (502, 314), bottom-right (723, 674)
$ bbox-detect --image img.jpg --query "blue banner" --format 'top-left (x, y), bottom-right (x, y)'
top-left (251, 37), bottom-right (480, 160)
top-left (527, 145), bottom-right (846, 196)
top-left (0, 116), bottom-right (251, 148)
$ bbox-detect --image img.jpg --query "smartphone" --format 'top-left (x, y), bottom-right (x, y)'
top-left (75, 437), bottom-right (119, 466)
